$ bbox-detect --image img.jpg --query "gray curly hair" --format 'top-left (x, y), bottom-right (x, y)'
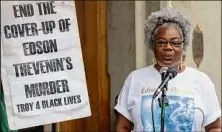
top-left (144, 8), bottom-right (192, 54)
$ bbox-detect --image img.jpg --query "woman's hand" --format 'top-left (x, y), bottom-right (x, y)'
top-left (205, 118), bottom-right (221, 132)
top-left (116, 113), bottom-right (133, 132)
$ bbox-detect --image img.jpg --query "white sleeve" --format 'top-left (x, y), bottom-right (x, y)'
top-left (202, 75), bottom-right (221, 127)
top-left (114, 73), bottom-right (132, 121)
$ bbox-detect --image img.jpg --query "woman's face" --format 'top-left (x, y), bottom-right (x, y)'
top-left (153, 26), bottom-right (183, 68)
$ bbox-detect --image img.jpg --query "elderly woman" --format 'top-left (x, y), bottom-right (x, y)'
top-left (114, 8), bottom-right (221, 132)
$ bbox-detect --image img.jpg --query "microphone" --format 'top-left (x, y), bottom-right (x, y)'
top-left (160, 67), bottom-right (169, 93)
top-left (160, 67), bottom-right (168, 81)
top-left (153, 68), bottom-right (177, 99)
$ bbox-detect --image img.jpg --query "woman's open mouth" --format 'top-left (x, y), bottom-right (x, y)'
top-left (163, 54), bottom-right (173, 60)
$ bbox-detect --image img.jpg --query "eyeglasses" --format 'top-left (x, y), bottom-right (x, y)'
top-left (154, 40), bottom-right (184, 47)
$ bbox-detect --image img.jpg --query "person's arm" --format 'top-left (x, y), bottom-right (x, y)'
top-left (205, 118), bottom-right (221, 132)
top-left (116, 113), bottom-right (133, 132)
top-left (114, 73), bottom-right (133, 132)
top-left (201, 74), bottom-right (221, 131)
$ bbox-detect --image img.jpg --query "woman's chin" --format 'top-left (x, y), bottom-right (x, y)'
top-left (157, 61), bottom-right (178, 68)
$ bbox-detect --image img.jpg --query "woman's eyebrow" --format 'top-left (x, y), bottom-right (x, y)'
top-left (155, 37), bottom-right (167, 40)
top-left (155, 37), bottom-right (181, 41)
top-left (171, 37), bottom-right (180, 39)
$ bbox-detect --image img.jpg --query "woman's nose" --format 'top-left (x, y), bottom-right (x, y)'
top-left (164, 42), bottom-right (173, 50)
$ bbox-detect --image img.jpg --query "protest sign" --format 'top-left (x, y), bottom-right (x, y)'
top-left (1, 1), bottom-right (91, 130)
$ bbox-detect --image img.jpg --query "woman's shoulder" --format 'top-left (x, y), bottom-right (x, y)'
top-left (185, 66), bottom-right (212, 82)
top-left (130, 65), bottom-right (156, 76)
top-left (126, 65), bottom-right (158, 78)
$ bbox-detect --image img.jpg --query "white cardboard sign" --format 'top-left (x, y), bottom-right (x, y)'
top-left (1, 1), bottom-right (91, 130)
